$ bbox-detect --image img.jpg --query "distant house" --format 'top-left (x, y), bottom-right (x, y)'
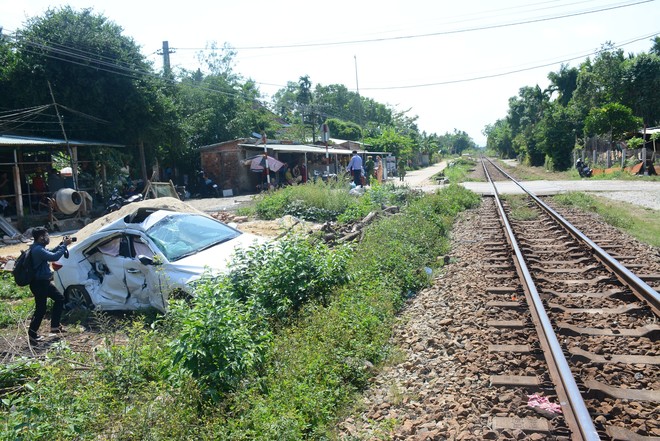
top-left (198, 138), bottom-right (356, 194)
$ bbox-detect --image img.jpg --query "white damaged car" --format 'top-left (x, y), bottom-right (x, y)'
top-left (52, 207), bottom-right (261, 312)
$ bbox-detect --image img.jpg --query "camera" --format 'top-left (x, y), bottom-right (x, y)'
top-left (65, 236), bottom-right (78, 242)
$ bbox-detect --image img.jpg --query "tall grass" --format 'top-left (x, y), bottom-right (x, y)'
top-left (0, 273), bottom-right (33, 328)
top-left (552, 192), bottom-right (660, 247)
top-left (436, 157), bottom-right (477, 183)
top-left (253, 179), bottom-right (355, 221)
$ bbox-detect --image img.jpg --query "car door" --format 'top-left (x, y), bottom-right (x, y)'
top-left (95, 234), bottom-right (159, 309)
top-left (124, 235), bottom-right (165, 311)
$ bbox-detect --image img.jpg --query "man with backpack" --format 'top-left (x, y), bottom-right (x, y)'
top-left (27, 227), bottom-right (73, 345)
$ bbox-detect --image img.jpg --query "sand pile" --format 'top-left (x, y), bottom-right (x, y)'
top-left (73, 197), bottom-right (207, 243)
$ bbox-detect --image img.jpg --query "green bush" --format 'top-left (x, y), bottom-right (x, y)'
top-left (169, 280), bottom-right (271, 399)
top-left (437, 157), bottom-right (477, 183)
top-left (228, 236), bottom-right (352, 318)
top-left (254, 180), bottom-right (354, 221)
top-left (254, 180), bottom-right (423, 223)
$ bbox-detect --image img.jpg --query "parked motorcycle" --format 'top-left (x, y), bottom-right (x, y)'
top-left (576, 159), bottom-right (593, 178)
top-left (193, 171), bottom-right (220, 198)
top-left (105, 188), bottom-right (144, 214)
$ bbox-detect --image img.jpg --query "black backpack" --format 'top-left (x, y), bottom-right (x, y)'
top-left (12, 247), bottom-right (35, 287)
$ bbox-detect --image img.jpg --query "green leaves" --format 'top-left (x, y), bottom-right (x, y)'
top-left (584, 103), bottom-right (643, 140)
top-left (169, 279), bottom-right (271, 397)
top-left (228, 236), bottom-right (352, 318)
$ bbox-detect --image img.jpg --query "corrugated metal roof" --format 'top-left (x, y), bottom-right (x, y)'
top-left (239, 143), bottom-right (356, 155)
top-left (0, 135), bottom-right (124, 148)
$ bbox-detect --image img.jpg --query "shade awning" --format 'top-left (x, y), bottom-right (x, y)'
top-left (0, 135), bottom-right (124, 148)
top-left (240, 143), bottom-right (355, 155)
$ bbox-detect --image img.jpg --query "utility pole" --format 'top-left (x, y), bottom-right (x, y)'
top-left (48, 81), bottom-right (78, 190)
top-left (158, 41), bottom-right (175, 75)
top-left (354, 55), bottom-right (365, 154)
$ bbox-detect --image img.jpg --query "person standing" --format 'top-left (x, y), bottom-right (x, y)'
top-left (364, 156), bottom-right (375, 185)
top-left (28, 227), bottom-right (73, 344)
top-left (346, 151), bottom-right (364, 187)
top-left (375, 156), bottom-right (383, 183)
top-left (398, 158), bottom-right (407, 181)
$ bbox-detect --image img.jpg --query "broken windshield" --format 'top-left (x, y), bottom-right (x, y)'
top-left (146, 213), bottom-right (241, 261)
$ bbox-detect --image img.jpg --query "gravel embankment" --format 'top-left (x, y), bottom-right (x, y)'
top-left (338, 202), bottom-right (510, 440)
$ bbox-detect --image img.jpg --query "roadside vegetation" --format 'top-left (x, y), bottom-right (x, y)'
top-left (0, 184), bottom-right (480, 439)
top-left (433, 156), bottom-right (479, 183)
top-left (552, 192), bottom-right (660, 248)
top-left (500, 194), bottom-right (540, 221)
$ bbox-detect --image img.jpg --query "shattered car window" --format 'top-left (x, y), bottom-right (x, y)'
top-left (146, 214), bottom-right (241, 261)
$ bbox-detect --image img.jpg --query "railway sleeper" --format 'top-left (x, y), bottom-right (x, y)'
top-left (543, 289), bottom-right (634, 301)
top-left (530, 264), bottom-right (599, 274)
top-left (606, 424), bottom-right (660, 441)
top-left (582, 378), bottom-right (660, 402)
top-left (568, 347), bottom-right (660, 365)
top-left (548, 303), bottom-right (645, 315)
top-left (557, 322), bottom-right (660, 338)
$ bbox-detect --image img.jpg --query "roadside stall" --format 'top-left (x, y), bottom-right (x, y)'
top-left (0, 135), bottom-right (123, 233)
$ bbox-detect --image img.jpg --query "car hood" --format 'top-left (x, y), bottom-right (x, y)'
top-left (168, 232), bottom-right (263, 276)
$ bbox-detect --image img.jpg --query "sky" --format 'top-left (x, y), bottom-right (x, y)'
top-left (2, 0), bottom-right (659, 146)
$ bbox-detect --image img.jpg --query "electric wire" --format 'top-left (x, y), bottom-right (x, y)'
top-left (361, 31), bottom-right (659, 90)
top-left (170, 0), bottom-right (652, 51)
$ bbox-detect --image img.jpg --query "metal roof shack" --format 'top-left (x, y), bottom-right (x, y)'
top-left (0, 134), bottom-right (124, 228)
top-left (199, 138), bottom-right (362, 195)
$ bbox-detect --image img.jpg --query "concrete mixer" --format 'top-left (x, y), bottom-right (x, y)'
top-left (47, 188), bottom-right (93, 231)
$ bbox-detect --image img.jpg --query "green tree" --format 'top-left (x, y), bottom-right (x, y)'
top-left (325, 118), bottom-right (361, 141)
top-left (507, 85), bottom-right (549, 165)
top-left (572, 43), bottom-right (627, 120)
top-left (484, 119), bottom-right (515, 158)
top-left (584, 103), bottom-right (643, 150)
top-left (365, 126), bottom-right (413, 159)
top-left (546, 64), bottom-right (578, 107)
top-left (9, 8), bottom-right (167, 142)
top-left (3, 6), bottom-right (175, 181)
top-left (650, 36), bottom-right (660, 56)
top-left (537, 103), bottom-right (578, 170)
top-left (621, 52), bottom-right (660, 127)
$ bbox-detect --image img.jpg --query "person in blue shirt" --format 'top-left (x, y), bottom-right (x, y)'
top-left (28, 227), bottom-right (73, 344)
top-left (346, 151), bottom-right (364, 188)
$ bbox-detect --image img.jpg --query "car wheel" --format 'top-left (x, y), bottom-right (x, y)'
top-left (65, 285), bottom-right (94, 311)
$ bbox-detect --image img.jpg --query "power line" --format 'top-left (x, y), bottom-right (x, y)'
top-left (169, 0), bottom-right (652, 51)
top-left (360, 32), bottom-right (659, 90)
top-left (7, 36), bottom-right (256, 102)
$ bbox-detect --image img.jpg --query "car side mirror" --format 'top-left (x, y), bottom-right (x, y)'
top-left (137, 255), bottom-right (157, 266)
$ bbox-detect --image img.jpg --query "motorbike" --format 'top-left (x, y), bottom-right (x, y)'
top-left (105, 188), bottom-right (144, 214)
top-left (576, 160), bottom-right (593, 178)
top-left (193, 171), bottom-right (220, 198)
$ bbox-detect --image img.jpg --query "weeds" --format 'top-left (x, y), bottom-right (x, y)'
top-left (552, 192), bottom-right (660, 247)
top-left (435, 157), bottom-right (477, 183)
top-left (501, 194), bottom-right (539, 221)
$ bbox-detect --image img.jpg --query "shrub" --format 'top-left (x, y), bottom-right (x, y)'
top-left (228, 236), bottom-right (352, 318)
top-left (169, 280), bottom-right (271, 399)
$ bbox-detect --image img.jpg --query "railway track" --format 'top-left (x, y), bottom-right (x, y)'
top-left (479, 158), bottom-right (659, 441)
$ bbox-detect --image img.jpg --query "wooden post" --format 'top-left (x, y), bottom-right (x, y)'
top-left (12, 148), bottom-right (23, 225)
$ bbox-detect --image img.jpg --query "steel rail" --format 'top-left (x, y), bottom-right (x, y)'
top-left (482, 160), bottom-right (601, 441)
top-left (485, 157), bottom-right (660, 316)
